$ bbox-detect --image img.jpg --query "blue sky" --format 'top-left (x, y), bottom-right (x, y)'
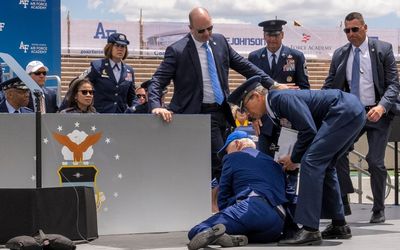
top-left (61, 0), bottom-right (400, 28)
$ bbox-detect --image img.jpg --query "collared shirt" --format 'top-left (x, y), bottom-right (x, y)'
top-left (6, 100), bottom-right (19, 113)
top-left (346, 37), bottom-right (375, 106)
top-left (109, 59), bottom-right (122, 82)
top-left (191, 34), bottom-right (216, 104)
top-left (267, 45), bottom-right (282, 69)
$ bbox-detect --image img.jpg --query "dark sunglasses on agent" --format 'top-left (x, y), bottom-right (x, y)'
top-left (33, 71), bottom-right (47, 76)
top-left (136, 94), bottom-right (146, 99)
top-left (79, 90), bottom-right (95, 96)
top-left (197, 25), bottom-right (213, 34)
top-left (343, 26), bottom-right (361, 34)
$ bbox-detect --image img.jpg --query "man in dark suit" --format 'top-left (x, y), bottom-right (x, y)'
top-left (229, 76), bottom-right (365, 245)
top-left (187, 131), bottom-right (287, 250)
top-left (148, 7), bottom-right (283, 211)
top-left (248, 19), bottom-right (310, 211)
top-left (0, 77), bottom-right (33, 113)
top-left (26, 61), bottom-right (58, 113)
top-left (323, 12), bottom-right (400, 223)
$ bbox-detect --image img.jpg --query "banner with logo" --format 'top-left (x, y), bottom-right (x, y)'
top-left (61, 19), bottom-right (140, 56)
top-left (62, 19), bottom-right (400, 59)
top-left (0, 0), bottom-right (60, 86)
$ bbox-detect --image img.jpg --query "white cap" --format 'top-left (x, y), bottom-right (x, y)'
top-left (26, 60), bottom-right (49, 74)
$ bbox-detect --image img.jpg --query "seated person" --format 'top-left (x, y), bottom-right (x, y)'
top-left (26, 60), bottom-right (58, 113)
top-left (59, 78), bottom-right (96, 113)
top-left (125, 86), bottom-right (148, 113)
top-left (232, 105), bottom-right (256, 136)
top-left (0, 77), bottom-right (33, 113)
top-left (187, 131), bottom-right (288, 250)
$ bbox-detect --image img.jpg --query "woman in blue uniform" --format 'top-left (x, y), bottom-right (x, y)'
top-left (82, 33), bottom-right (136, 113)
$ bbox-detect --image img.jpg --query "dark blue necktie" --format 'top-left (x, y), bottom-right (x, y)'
top-left (202, 43), bottom-right (224, 104)
top-left (351, 48), bottom-right (361, 97)
top-left (271, 53), bottom-right (277, 76)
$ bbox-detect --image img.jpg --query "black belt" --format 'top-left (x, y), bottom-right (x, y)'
top-left (201, 103), bottom-right (222, 112)
top-left (365, 105), bottom-right (376, 112)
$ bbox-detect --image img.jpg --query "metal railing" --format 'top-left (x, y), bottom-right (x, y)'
top-left (350, 145), bottom-right (399, 204)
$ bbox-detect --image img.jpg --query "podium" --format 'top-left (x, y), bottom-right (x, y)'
top-left (389, 116), bottom-right (400, 205)
top-left (0, 186), bottom-right (98, 244)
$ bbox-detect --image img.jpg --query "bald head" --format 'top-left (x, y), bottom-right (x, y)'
top-left (188, 7), bottom-right (213, 43)
top-left (189, 7), bottom-right (210, 26)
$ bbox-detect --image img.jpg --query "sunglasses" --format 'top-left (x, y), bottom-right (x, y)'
top-left (197, 25), bottom-right (213, 34)
top-left (113, 43), bottom-right (127, 48)
top-left (136, 94), bottom-right (146, 99)
top-left (343, 26), bottom-right (361, 34)
top-left (79, 90), bottom-right (95, 96)
top-left (33, 71), bottom-right (47, 76)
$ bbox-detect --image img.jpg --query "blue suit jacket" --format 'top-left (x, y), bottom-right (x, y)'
top-left (268, 89), bottom-right (365, 163)
top-left (0, 100), bottom-right (33, 113)
top-left (85, 58), bottom-right (136, 113)
top-left (323, 38), bottom-right (399, 114)
top-left (148, 33), bottom-right (276, 125)
top-left (218, 147), bottom-right (287, 210)
top-left (27, 87), bottom-right (58, 113)
top-left (249, 45), bottom-right (310, 136)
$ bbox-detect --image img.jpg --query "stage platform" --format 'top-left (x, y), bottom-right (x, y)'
top-left (38, 203), bottom-right (400, 250)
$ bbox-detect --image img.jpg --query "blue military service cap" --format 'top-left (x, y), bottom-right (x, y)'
top-left (227, 75), bottom-right (262, 110)
top-left (218, 130), bottom-right (250, 156)
top-left (1, 77), bottom-right (29, 91)
top-left (258, 19), bottom-right (287, 35)
top-left (107, 33), bottom-right (130, 45)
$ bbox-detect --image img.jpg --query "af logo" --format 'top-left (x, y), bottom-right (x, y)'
top-left (0, 22), bottom-right (5, 32)
top-left (52, 124), bottom-right (105, 210)
top-left (19, 0), bottom-right (30, 8)
top-left (19, 41), bottom-right (29, 53)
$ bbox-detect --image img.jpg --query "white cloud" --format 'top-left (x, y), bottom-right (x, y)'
top-left (88, 0), bottom-right (103, 10)
top-left (71, 0), bottom-right (400, 27)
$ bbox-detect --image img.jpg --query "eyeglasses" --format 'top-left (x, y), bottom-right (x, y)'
top-left (113, 43), bottom-right (127, 48)
top-left (197, 25), bottom-right (213, 34)
top-left (343, 26), bottom-right (361, 34)
top-left (33, 71), bottom-right (47, 76)
top-left (79, 90), bottom-right (95, 96)
top-left (136, 94), bottom-right (146, 99)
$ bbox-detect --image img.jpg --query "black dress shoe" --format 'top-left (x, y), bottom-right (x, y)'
top-left (278, 228), bottom-right (322, 246)
top-left (370, 210), bottom-right (385, 223)
top-left (322, 224), bottom-right (352, 239)
top-left (187, 224), bottom-right (226, 250)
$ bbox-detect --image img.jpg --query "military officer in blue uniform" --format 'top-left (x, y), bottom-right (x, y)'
top-left (187, 131), bottom-right (288, 250)
top-left (248, 19), bottom-right (309, 155)
top-left (0, 77), bottom-right (33, 113)
top-left (228, 76), bottom-right (365, 245)
top-left (249, 19), bottom-right (310, 211)
top-left (81, 33), bottom-right (136, 113)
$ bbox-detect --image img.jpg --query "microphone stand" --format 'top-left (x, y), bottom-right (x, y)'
top-left (33, 90), bottom-right (43, 188)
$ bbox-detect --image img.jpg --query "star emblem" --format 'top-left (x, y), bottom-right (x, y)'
top-left (91, 126), bottom-right (96, 132)
top-left (105, 138), bottom-right (111, 144)
top-left (31, 175), bottom-right (36, 181)
top-left (74, 122), bottom-right (80, 128)
top-left (114, 154), bottom-right (120, 160)
top-left (57, 125), bottom-right (62, 132)
top-left (113, 192), bottom-right (119, 198)
top-left (73, 172), bottom-right (83, 178)
top-left (43, 138), bottom-right (49, 144)
top-left (117, 173), bottom-right (123, 179)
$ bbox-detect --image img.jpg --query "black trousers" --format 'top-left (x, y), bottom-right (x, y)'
top-left (201, 104), bottom-right (229, 180)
